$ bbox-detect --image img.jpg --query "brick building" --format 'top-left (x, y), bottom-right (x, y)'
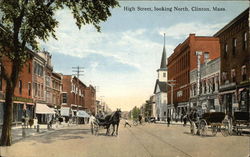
top-left (167, 34), bottom-right (220, 119)
top-left (61, 75), bottom-right (88, 123)
top-left (214, 8), bottom-right (250, 115)
top-left (84, 85), bottom-right (96, 115)
top-left (0, 54), bottom-right (33, 124)
top-left (51, 72), bottom-right (62, 110)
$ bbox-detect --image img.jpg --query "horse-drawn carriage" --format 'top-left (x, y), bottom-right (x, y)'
top-left (189, 112), bottom-right (230, 136)
top-left (231, 111), bottom-right (250, 135)
top-left (91, 110), bottom-right (121, 136)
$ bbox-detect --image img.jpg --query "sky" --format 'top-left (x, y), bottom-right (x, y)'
top-left (40, 1), bottom-right (249, 111)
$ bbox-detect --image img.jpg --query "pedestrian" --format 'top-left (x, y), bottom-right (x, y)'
top-left (124, 118), bottom-right (131, 127)
top-left (183, 114), bottom-right (187, 127)
top-left (138, 114), bottom-right (142, 124)
top-left (167, 116), bottom-right (171, 127)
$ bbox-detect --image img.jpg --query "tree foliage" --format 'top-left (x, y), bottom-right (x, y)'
top-left (131, 106), bottom-right (140, 120)
top-left (0, 0), bottom-right (119, 146)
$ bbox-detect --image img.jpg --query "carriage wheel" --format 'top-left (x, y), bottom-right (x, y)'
top-left (199, 119), bottom-right (208, 137)
top-left (190, 121), bottom-right (196, 135)
top-left (221, 119), bottom-right (229, 137)
top-left (211, 125), bottom-right (217, 136)
top-left (94, 125), bottom-right (99, 136)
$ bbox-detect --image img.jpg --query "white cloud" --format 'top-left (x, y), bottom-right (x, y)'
top-left (156, 22), bottom-right (225, 39)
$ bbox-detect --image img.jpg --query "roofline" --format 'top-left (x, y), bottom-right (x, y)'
top-left (214, 8), bottom-right (249, 37)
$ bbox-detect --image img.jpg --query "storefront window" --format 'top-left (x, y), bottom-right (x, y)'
top-left (240, 90), bottom-right (248, 112)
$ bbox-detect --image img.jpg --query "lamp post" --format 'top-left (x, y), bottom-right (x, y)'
top-left (167, 80), bottom-right (176, 121)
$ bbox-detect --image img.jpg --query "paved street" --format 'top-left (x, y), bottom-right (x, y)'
top-left (1, 121), bottom-right (249, 157)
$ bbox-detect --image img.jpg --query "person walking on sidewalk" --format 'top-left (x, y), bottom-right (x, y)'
top-left (183, 114), bottom-right (187, 126)
top-left (167, 116), bottom-right (171, 127)
top-left (124, 118), bottom-right (131, 127)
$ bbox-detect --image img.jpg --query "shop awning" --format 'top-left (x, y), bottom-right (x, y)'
top-left (77, 110), bottom-right (90, 118)
top-left (36, 103), bottom-right (55, 114)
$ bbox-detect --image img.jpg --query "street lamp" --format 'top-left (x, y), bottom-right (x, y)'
top-left (167, 80), bottom-right (176, 121)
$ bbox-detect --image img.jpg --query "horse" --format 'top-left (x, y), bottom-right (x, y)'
top-left (95, 109), bottom-right (122, 136)
top-left (107, 109), bottom-right (122, 136)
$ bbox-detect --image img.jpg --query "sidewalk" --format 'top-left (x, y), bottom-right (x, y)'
top-left (0, 122), bottom-right (79, 143)
top-left (155, 120), bottom-right (188, 126)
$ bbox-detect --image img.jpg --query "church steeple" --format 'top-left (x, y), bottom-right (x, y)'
top-left (157, 33), bottom-right (168, 82)
top-left (159, 33), bottom-right (167, 69)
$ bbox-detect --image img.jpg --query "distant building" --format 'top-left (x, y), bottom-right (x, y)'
top-left (84, 85), bottom-right (96, 115)
top-left (61, 75), bottom-right (87, 123)
top-left (214, 8), bottom-right (250, 115)
top-left (168, 34), bottom-right (220, 118)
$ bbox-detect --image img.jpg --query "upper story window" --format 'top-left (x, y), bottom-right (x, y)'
top-left (224, 43), bottom-right (228, 57)
top-left (241, 65), bottom-right (247, 81)
top-left (19, 80), bottom-right (22, 95)
top-left (46, 76), bottom-right (50, 87)
top-left (34, 62), bottom-right (43, 76)
top-left (231, 69), bottom-right (236, 82)
top-left (28, 63), bottom-right (31, 73)
top-left (232, 38), bottom-right (237, 54)
top-left (28, 83), bottom-right (31, 96)
top-left (163, 72), bottom-right (166, 77)
top-left (243, 32), bottom-right (247, 50)
top-left (222, 72), bottom-right (227, 83)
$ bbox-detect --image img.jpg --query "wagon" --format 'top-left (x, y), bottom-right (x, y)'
top-left (190, 112), bottom-right (230, 136)
top-left (232, 111), bottom-right (250, 135)
top-left (91, 118), bottom-right (110, 136)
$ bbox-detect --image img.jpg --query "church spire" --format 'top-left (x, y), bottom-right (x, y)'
top-left (160, 33), bottom-right (167, 69)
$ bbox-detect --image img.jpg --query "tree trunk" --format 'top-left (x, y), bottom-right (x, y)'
top-left (0, 81), bottom-right (14, 146)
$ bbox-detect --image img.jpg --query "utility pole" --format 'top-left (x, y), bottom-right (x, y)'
top-left (167, 80), bottom-right (176, 121)
top-left (72, 66), bottom-right (84, 125)
top-left (196, 51), bottom-right (202, 115)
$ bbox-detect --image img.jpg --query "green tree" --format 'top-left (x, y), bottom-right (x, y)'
top-left (0, 0), bottom-right (119, 146)
top-left (131, 106), bottom-right (140, 120)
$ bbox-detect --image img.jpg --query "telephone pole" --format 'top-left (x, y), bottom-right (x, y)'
top-left (72, 66), bottom-right (84, 125)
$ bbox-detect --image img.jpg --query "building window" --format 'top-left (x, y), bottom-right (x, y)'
top-left (164, 112), bottom-right (166, 116)
top-left (28, 83), bottom-right (31, 96)
top-left (241, 65), bottom-right (247, 81)
top-left (38, 84), bottom-right (40, 97)
top-left (224, 43), bottom-right (228, 57)
top-left (222, 72), bottom-right (227, 83)
top-left (243, 32), bottom-right (247, 50)
top-left (212, 78), bottom-right (215, 92)
top-left (163, 72), bottom-right (166, 78)
top-left (232, 38), bottom-right (237, 54)
top-left (19, 80), bottom-right (22, 95)
top-left (41, 84), bottom-right (43, 97)
top-left (62, 93), bottom-right (67, 103)
top-left (231, 69), bottom-right (236, 82)
top-left (28, 63), bottom-right (31, 73)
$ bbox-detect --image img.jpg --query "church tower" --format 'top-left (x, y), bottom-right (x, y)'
top-left (157, 33), bottom-right (168, 82)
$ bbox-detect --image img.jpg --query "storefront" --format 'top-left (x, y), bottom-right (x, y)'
top-left (77, 110), bottom-right (90, 124)
top-left (238, 81), bottom-right (250, 113)
top-left (35, 103), bottom-right (55, 124)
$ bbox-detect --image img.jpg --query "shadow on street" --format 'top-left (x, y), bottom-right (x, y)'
top-left (14, 128), bottom-right (90, 144)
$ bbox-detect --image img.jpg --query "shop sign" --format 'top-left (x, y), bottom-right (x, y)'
top-left (240, 79), bottom-right (250, 85)
top-left (220, 82), bottom-right (236, 90)
top-left (13, 96), bottom-right (33, 103)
